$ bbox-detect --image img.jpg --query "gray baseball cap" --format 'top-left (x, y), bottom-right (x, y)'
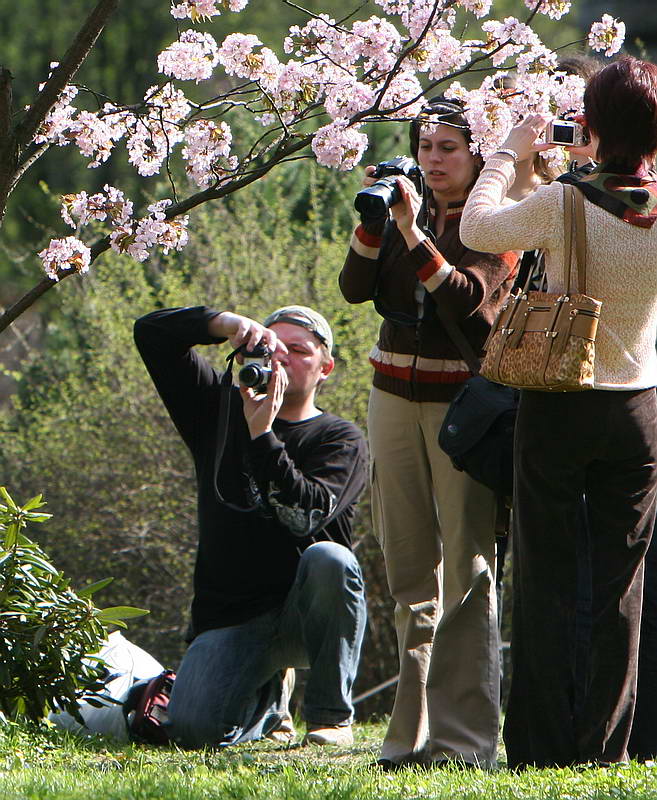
top-left (263, 305), bottom-right (333, 354)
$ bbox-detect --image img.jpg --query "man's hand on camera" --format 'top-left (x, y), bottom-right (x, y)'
top-left (240, 361), bottom-right (289, 439)
top-left (210, 312), bottom-right (288, 358)
top-left (390, 176), bottom-right (425, 249)
top-left (362, 165), bottom-right (377, 188)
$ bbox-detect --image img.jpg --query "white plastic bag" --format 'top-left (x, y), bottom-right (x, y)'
top-left (48, 631), bottom-right (164, 741)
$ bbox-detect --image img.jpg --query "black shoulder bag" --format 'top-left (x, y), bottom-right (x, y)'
top-left (437, 249), bottom-right (544, 499)
top-left (435, 297), bottom-right (518, 501)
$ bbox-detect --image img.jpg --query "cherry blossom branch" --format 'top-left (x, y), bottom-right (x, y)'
top-left (0, 132), bottom-right (314, 335)
top-left (15, 0), bottom-right (120, 150)
top-left (368, 0), bottom-right (460, 116)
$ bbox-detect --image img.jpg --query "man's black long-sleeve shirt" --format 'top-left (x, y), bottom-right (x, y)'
top-left (134, 307), bottom-right (368, 636)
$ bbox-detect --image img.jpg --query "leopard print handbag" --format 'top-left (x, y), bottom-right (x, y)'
top-left (480, 183), bottom-right (601, 391)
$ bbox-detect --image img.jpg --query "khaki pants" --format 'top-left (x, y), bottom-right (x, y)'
top-left (368, 387), bottom-right (499, 767)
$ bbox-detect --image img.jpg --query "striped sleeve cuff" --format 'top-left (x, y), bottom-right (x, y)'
top-left (409, 239), bottom-right (454, 292)
top-left (350, 224), bottom-right (383, 260)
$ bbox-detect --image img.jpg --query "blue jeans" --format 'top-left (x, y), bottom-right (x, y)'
top-left (166, 542), bottom-right (367, 748)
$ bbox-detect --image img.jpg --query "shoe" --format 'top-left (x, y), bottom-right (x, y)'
top-left (266, 713), bottom-right (296, 743)
top-left (265, 668), bottom-right (297, 743)
top-left (303, 724), bottom-right (354, 746)
top-left (371, 758), bottom-right (402, 772)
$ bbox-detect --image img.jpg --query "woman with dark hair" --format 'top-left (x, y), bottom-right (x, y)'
top-left (339, 98), bottom-right (519, 769)
top-left (460, 57), bottom-right (657, 769)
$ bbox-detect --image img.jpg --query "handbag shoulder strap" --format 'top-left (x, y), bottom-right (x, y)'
top-left (562, 183), bottom-right (588, 295)
top-left (563, 183), bottom-right (575, 293)
top-left (573, 184), bottom-right (587, 294)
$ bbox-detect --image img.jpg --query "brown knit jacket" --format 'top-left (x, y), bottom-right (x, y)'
top-left (339, 204), bottom-right (519, 402)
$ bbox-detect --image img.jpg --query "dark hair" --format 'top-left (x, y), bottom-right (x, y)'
top-left (557, 52), bottom-right (602, 83)
top-left (409, 96), bottom-right (473, 161)
top-left (584, 57), bottom-right (657, 171)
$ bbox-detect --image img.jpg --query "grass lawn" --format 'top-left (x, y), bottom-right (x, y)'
top-left (1, 719), bottom-right (656, 800)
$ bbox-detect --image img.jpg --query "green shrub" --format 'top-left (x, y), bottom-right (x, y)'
top-left (0, 487), bottom-right (147, 722)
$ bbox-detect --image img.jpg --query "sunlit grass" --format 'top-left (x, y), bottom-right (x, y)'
top-left (1, 719), bottom-right (656, 800)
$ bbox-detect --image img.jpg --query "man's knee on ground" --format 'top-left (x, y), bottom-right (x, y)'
top-left (298, 542), bottom-right (364, 599)
top-left (167, 696), bottom-right (230, 750)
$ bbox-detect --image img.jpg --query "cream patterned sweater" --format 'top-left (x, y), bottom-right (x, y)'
top-left (460, 155), bottom-right (657, 390)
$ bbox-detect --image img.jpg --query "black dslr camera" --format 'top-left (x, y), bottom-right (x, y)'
top-left (238, 343), bottom-right (272, 394)
top-left (354, 156), bottom-right (424, 224)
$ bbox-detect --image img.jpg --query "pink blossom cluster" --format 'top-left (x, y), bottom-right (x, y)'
top-left (67, 110), bottom-right (120, 168)
top-left (27, 0), bottom-right (629, 191)
top-left (157, 30), bottom-right (220, 82)
top-left (33, 63), bottom-right (79, 146)
top-left (482, 16), bottom-right (540, 67)
top-left (182, 120), bottom-right (238, 187)
top-left (350, 17), bottom-right (402, 73)
top-left (311, 120), bottom-right (368, 171)
top-left (445, 78), bottom-right (514, 158)
top-left (110, 200), bottom-right (189, 262)
top-left (523, 0), bottom-right (571, 20)
top-left (420, 30), bottom-right (472, 80)
top-left (284, 15), bottom-right (351, 65)
top-left (401, 2), bottom-right (457, 41)
top-left (444, 59), bottom-right (586, 161)
top-left (217, 33), bottom-right (281, 91)
top-left (170, 0), bottom-right (247, 20)
top-left (324, 79), bottom-right (375, 121)
top-left (253, 60), bottom-right (319, 126)
top-left (61, 185), bottom-right (133, 228)
top-left (372, 0), bottom-right (409, 15)
top-left (171, 0), bottom-right (220, 20)
top-left (38, 237), bottom-right (91, 281)
top-left (588, 14), bottom-right (626, 58)
top-left (457, 0), bottom-right (493, 19)
top-left (125, 84), bottom-right (191, 177)
top-left (377, 72), bottom-right (425, 119)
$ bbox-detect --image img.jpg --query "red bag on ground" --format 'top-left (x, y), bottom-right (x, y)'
top-left (124, 670), bottom-right (176, 745)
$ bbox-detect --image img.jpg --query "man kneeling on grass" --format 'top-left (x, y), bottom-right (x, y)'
top-left (134, 304), bottom-right (368, 748)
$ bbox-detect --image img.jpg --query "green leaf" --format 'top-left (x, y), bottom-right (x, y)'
top-left (32, 625), bottom-right (48, 650)
top-left (21, 495), bottom-right (46, 512)
top-left (77, 577), bottom-right (114, 598)
top-left (23, 512), bottom-right (52, 523)
top-left (0, 488), bottom-right (18, 511)
top-left (95, 606), bottom-right (150, 622)
top-left (4, 522), bottom-right (18, 549)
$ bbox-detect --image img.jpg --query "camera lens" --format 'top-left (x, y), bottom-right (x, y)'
top-left (354, 179), bottom-right (402, 223)
top-left (239, 363), bottom-right (268, 388)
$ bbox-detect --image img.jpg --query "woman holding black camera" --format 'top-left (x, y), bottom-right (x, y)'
top-left (460, 57), bottom-right (657, 769)
top-left (339, 99), bottom-right (519, 769)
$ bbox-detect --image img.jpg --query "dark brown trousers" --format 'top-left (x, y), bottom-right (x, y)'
top-left (504, 388), bottom-right (657, 769)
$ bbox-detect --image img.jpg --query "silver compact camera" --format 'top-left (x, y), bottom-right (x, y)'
top-left (545, 119), bottom-right (585, 147)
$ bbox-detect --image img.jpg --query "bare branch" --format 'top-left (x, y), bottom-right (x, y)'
top-left (15, 0), bottom-right (120, 149)
top-left (0, 67), bottom-right (12, 144)
top-left (9, 143), bottom-right (50, 196)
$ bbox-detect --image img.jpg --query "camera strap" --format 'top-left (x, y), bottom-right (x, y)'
top-left (372, 182), bottom-right (440, 328)
top-left (212, 348), bottom-right (261, 513)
